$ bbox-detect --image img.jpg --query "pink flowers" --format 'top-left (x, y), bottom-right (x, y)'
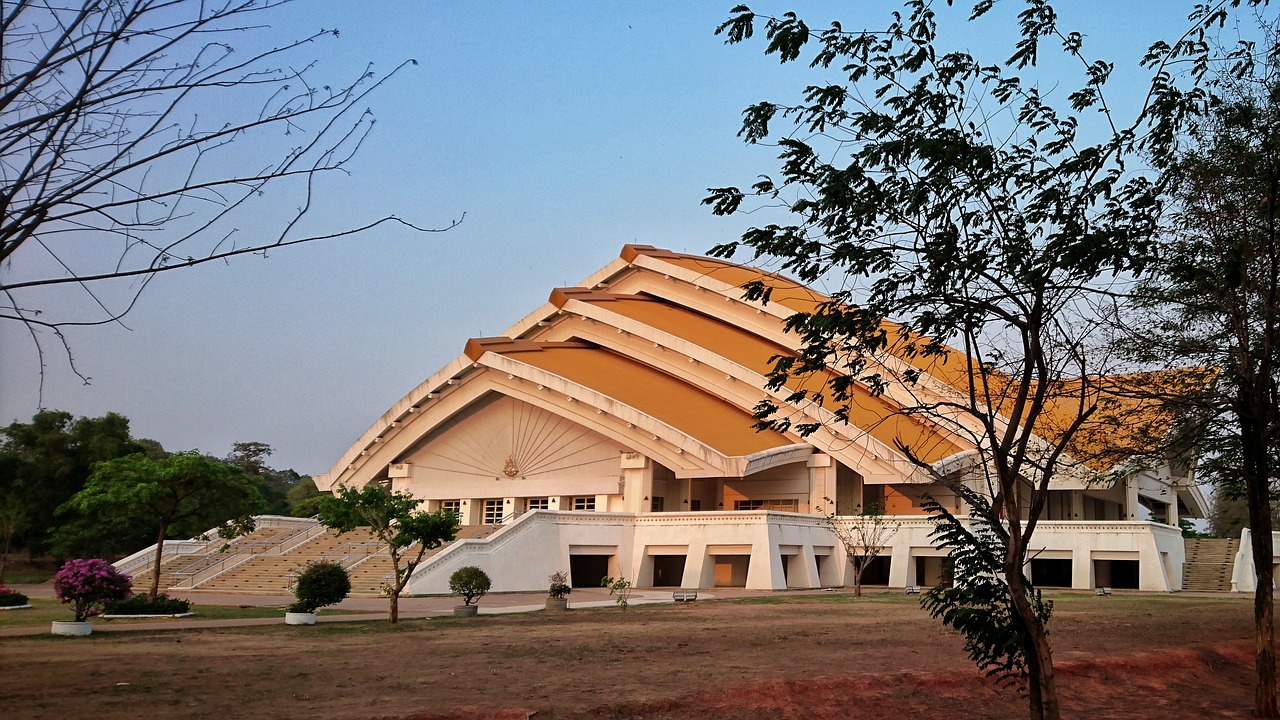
top-left (53, 559), bottom-right (132, 622)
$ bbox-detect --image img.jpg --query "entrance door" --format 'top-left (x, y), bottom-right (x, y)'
top-left (569, 555), bottom-right (611, 588)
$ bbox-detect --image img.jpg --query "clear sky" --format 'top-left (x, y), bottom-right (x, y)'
top-left (0, 1), bottom-right (1212, 474)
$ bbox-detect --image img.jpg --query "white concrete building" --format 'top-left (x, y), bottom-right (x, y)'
top-left (314, 246), bottom-right (1207, 594)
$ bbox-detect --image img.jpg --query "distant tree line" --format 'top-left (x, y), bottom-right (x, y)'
top-left (0, 410), bottom-right (322, 571)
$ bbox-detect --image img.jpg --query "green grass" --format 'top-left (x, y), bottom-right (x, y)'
top-left (0, 598), bottom-right (355, 629)
top-left (3, 572), bottom-right (54, 584)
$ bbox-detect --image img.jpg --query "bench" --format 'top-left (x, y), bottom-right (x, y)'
top-left (1095, 586), bottom-right (1113, 596)
top-left (672, 591), bottom-right (698, 602)
top-left (904, 585), bottom-right (922, 595)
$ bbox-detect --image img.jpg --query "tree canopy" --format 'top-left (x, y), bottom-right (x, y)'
top-left (61, 451), bottom-right (263, 598)
top-left (317, 484), bottom-right (458, 623)
top-left (706, 2), bottom-right (1270, 718)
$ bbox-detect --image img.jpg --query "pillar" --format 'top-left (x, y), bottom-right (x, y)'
top-left (620, 452), bottom-right (654, 513)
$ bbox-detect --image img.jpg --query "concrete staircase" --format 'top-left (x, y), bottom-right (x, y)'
top-left (1182, 537), bottom-right (1239, 592)
top-left (195, 529), bottom-right (374, 595)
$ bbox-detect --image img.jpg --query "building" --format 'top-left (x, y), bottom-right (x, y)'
top-left (313, 245), bottom-right (1207, 594)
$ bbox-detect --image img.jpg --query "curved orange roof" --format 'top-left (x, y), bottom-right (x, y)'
top-left (568, 292), bottom-right (960, 463)
top-left (480, 340), bottom-right (793, 456)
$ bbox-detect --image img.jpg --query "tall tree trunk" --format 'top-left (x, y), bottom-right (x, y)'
top-left (1007, 526), bottom-right (1059, 720)
top-left (149, 522), bottom-right (167, 600)
top-left (1248, 456), bottom-right (1278, 717)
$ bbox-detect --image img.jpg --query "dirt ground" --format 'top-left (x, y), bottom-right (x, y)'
top-left (0, 592), bottom-right (1267, 719)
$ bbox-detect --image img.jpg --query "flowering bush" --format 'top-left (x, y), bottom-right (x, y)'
top-left (0, 583), bottom-right (28, 607)
top-left (53, 559), bottom-right (132, 622)
top-left (547, 571), bottom-right (571, 600)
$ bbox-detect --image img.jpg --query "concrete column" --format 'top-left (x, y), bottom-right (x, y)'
top-left (1071, 547), bottom-right (1093, 590)
top-left (460, 499), bottom-right (480, 526)
top-left (1166, 492), bottom-right (1179, 527)
top-left (807, 453), bottom-right (835, 515)
top-left (1125, 479), bottom-right (1141, 520)
top-left (888, 545), bottom-right (912, 588)
top-left (621, 452), bottom-right (654, 513)
top-left (1071, 491), bottom-right (1085, 521)
top-left (682, 542), bottom-right (712, 588)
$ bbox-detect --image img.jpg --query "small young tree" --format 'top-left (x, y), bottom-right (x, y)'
top-left (448, 566), bottom-right (491, 607)
top-left (316, 485), bottom-right (458, 623)
top-left (60, 452), bottom-right (262, 598)
top-left (820, 500), bottom-right (898, 598)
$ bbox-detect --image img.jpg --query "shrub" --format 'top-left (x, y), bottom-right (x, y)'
top-left (0, 584), bottom-right (29, 607)
top-left (53, 558), bottom-right (132, 622)
top-left (105, 593), bottom-right (191, 615)
top-left (288, 561), bottom-right (351, 614)
top-left (548, 571), bottom-right (571, 600)
top-left (449, 566), bottom-right (491, 606)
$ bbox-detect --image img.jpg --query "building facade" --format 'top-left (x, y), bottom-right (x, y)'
top-left (314, 246), bottom-right (1206, 594)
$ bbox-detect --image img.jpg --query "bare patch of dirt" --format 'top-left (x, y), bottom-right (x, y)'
top-left (0, 593), bottom-right (1264, 719)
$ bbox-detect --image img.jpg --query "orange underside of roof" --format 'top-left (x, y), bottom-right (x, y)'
top-left (497, 344), bottom-right (793, 457)
top-left (587, 295), bottom-right (962, 464)
top-left (624, 246), bottom-right (1189, 473)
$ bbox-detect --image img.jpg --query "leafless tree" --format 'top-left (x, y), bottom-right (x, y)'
top-left (0, 0), bottom-right (458, 394)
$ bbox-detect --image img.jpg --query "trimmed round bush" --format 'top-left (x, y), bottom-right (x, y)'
top-left (449, 566), bottom-right (491, 606)
top-left (289, 561), bottom-right (351, 614)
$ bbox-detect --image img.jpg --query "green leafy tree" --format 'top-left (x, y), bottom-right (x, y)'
top-left (60, 452), bottom-right (263, 598)
top-left (0, 492), bottom-right (26, 582)
top-left (704, 3), bottom-right (1261, 717)
top-left (225, 442), bottom-right (303, 516)
top-left (1127, 57), bottom-right (1280, 714)
top-left (286, 476), bottom-right (324, 518)
top-left (0, 410), bottom-right (147, 555)
top-left (316, 485), bottom-right (458, 623)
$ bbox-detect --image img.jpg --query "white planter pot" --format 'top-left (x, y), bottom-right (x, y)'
top-left (284, 612), bottom-right (317, 626)
top-left (453, 605), bottom-right (478, 617)
top-left (545, 597), bottom-right (569, 611)
top-left (51, 620), bottom-right (93, 636)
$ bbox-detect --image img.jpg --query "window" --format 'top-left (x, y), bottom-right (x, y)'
top-left (734, 499), bottom-right (798, 512)
top-left (650, 496), bottom-right (665, 512)
top-left (440, 500), bottom-right (461, 517)
top-left (483, 499), bottom-right (504, 525)
top-left (572, 496), bottom-right (596, 511)
top-left (526, 497), bottom-right (550, 511)
top-left (689, 499), bottom-right (702, 511)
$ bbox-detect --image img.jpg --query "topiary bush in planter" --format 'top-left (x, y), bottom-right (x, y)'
top-left (53, 558), bottom-right (132, 622)
top-left (288, 561), bottom-right (351, 614)
top-left (449, 566), bottom-right (491, 608)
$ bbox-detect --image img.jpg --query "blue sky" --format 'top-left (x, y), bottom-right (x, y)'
top-left (0, 1), bottom-right (1211, 473)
